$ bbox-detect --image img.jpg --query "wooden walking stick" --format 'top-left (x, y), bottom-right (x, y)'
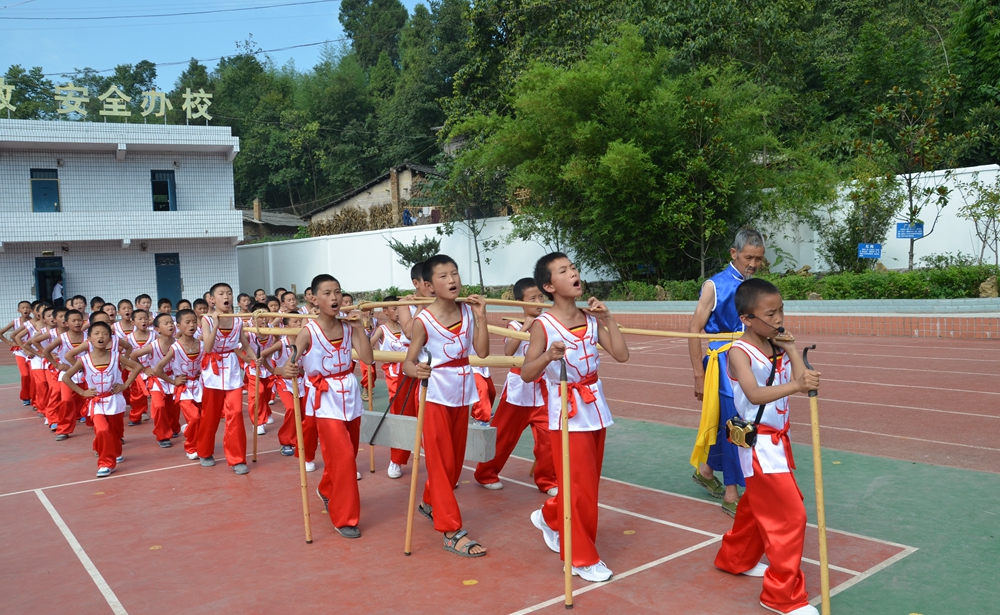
top-left (559, 359), bottom-right (573, 610)
top-left (251, 359), bottom-right (261, 463)
top-left (289, 345), bottom-right (312, 544)
top-left (803, 346), bottom-right (830, 615)
top-left (404, 352), bottom-right (431, 556)
top-left (367, 364), bottom-right (375, 473)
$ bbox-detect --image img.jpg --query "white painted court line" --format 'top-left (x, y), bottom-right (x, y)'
top-left (819, 546), bottom-right (919, 604)
top-left (0, 416), bottom-right (38, 423)
top-left (506, 536), bottom-right (723, 615)
top-left (35, 489), bottom-right (129, 615)
top-left (0, 448), bottom-right (282, 500)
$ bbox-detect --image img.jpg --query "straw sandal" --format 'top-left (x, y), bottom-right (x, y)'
top-left (692, 471), bottom-right (725, 499)
top-left (443, 530), bottom-right (486, 558)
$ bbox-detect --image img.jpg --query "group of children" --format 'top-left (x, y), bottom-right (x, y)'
top-left (1, 253), bottom-right (821, 615)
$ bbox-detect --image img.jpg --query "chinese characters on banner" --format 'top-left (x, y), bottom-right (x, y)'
top-left (0, 79), bottom-right (212, 122)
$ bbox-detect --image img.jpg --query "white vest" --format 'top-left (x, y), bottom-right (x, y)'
top-left (245, 332), bottom-right (273, 378)
top-left (126, 331), bottom-right (154, 369)
top-left (200, 316), bottom-right (243, 391)
top-left (57, 333), bottom-right (85, 384)
top-left (502, 321), bottom-right (544, 408)
top-left (415, 304), bottom-right (477, 407)
top-left (9, 318), bottom-right (27, 358)
top-left (82, 351), bottom-right (127, 415)
top-left (147, 339), bottom-right (175, 396)
top-left (536, 313), bottom-right (612, 432)
top-left (25, 321), bottom-right (44, 369)
top-left (170, 340), bottom-right (204, 403)
top-left (377, 324), bottom-right (409, 378)
top-left (301, 320), bottom-right (362, 421)
top-left (727, 340), bottom-right (793, 476)
top-left (273, 337), bottom-right (305, 395)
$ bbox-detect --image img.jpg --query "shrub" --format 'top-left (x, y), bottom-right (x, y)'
top-left (759, 274), bottom-right (819, 300)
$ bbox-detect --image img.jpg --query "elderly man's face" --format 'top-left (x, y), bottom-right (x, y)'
top-left (731, 245), bottom-right (766, 278)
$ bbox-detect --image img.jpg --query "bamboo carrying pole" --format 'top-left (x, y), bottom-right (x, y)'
top-left (404, 354), bottom-right (431, 556)
top-left (559, 359), bottom-right (573, 610)
top-left (803, 346), bottom-right (830, 615)
top-left (501, 317), bottom-right (742, 341)
top-left (251, 360), bottom-right (261, 463)
top-left (367, 363), bottom-right (376, 473)
top-left (288, 345), bottom-right (313, 544)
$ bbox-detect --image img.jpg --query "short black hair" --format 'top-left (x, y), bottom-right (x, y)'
top-left (90, 296), bottom-right (105, 309)
top-left (158, 297), bottom-right (173, 308)
top-left (135, 294), bottom-right (151, 304)
top-left (274, 287), bottom-right (287, 296)
top-left (209, 282), bottom-right (231, 295)
top-left (533, 252), bottom-right (570, 301)
top-left (254, 288), bottom-right (266, 295)
top-left (42, 307), bottom-right (54, 317)
top-left (66, 309), bottom-right (83, 320)
top-left (88, 321), bottom-right (112, 336)
top-left (512, 277), bottom-right (539, 301)
top-left (249, 302), bottom-right (268, 312)
top-left (70, 295), bottom-right (86, 304)
top-left (342, 293), bottom-right (353, 300)
top-left (30, 300), bottom-right (42, 310)
top-left (90, 311), bottom-right (108, 322)
top-left (153, 313), bottom-right (174, 329)
top-left (383, 295), bottom-right (399, 302)
top-left (310, 274), bottom-right (339, 294)
top-left (193, 298), bottom-right (209, 310)
top-left (281, 291), bottom-right (297, 302)
top-left (265, 295), bottom-right (280, 306)
top-left (18, 300), bottom-right (31, 307)
top-left (117, 299), bottom-right (133, 308)
top-left (237, 293), bottom-right (251, 301)
top-left (734, 278), bottom-right (782, 316)
top-left (421, 254), bottom-right (457, 283)
top-left (175, 309), bottom-right (198, 324)
top-left (177, 299), bottom-right (191, 309)
top-left (54, 307), bottom-right (68, 318)
top-left (133, 309), bottom-right (149, 319)
top-left (410, 262), bottom-right (425, 282)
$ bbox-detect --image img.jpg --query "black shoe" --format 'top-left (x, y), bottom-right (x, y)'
top-left (200, 456), bottom-right (216, 467)
top-left (280, 445), bottom-right (294, 456)
top-left (171, 432), bottom-right (181, 439)
top-left (128, 421), bottom-right (140, 426)
top-left (334, 525), bottom-right (361, 539)
top-left (158, 440), bottom-right (172, 448)
top-left (55, 434), bottom-right (69, 441)
top-left (316, 487), bottom-right (329, 512)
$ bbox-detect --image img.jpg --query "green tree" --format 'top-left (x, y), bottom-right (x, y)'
top-left (339, 0), bottom-right (409, 69)
top-left (3, 65), bottom-right (55, 120)
top-left (955, 172), bottom-right (1000, 266)
top-left (386, 235), bottom-right (442, 267)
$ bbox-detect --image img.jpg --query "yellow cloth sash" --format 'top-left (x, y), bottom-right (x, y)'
top-left (689, 341), bottom-right (734, 469)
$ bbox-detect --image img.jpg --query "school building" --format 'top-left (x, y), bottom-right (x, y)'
top-left (0, 119), bottom-right (242, 317)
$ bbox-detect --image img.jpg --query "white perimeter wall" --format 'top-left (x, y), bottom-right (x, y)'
top-left (764, 164), bottom-right (1000, 271)
top-left (237, 217), bottom-right (592, 296)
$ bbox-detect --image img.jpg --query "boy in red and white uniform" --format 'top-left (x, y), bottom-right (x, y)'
top-left (24, 306), bottom-right (61, 429)
top-left (151, 310), bottom-right (204, 460)
top-left (402, 255), bottom-right (490, 557)
top-left (133, 314), bottom-right (181, 449)
top-left (474, 278), bottom-right (557, 494)
top-left (42, 309), bottom-right (87, 439)
top-left (120, 305), bottom-right (153, 427)
top-left (12, 302), bottom-right (49, 416)
top-left (61, 321), bottom-right (142, 477)
top-left (261, 316), bottom-right (314, 464)
top-left (521, 252), bottom-right (630, 583)
top-left (714, 278), bottom-right (821, 615)
top-left (280, 275), bottom-right (374, 538)
top-left (198, 283), bottom-right (256, 475)
top-left (0, 301), bottom-right (34, 406)
top-left (245, 308), bottom-right (275, 435)
top-left (369, 297), bottom-right (409, 477)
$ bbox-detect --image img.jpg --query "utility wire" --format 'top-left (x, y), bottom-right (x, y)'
top-left (0, 0), bottom-right (337, 20)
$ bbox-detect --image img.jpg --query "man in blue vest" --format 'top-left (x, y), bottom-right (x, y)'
top-left (688, 229), bottom-right (766, 516)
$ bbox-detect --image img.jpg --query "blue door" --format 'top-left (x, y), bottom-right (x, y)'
top-left (155, 253), bottom-right (182, 306)
top-left (35, 257), bottom-right (64, 303)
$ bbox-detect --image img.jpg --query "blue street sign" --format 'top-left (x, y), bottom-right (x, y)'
top-left (857, 243), bottom-right (882, 259)
top-left (896, 222), bottom-right (925, 239)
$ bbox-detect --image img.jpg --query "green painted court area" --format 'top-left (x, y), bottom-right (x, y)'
top-left (510, 417), bottom-right (998, 615)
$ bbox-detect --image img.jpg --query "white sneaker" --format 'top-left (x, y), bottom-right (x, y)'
top-left (266, 416), bottom-right (275, 424)
top-left (741, 561), bottom-right (769, 577)
top-left (357, 471), bottom-right (361, 480)
top-left (571, 560), bottom-right (613, 583)
top-left (256, 425), bottom-right (265, 435)
top-left (186, 452), bottom-right (199, 460)
top-left (530, 509), bottom-right (560, 553)
top-left (480, 481), bottom-right (503, 490)
top-left (760, 603), bottom-right (819, 615)
top-left (305, 461), bottom-right (316, 472)
top-left (268, 399), bottom-right (275, 405)
top-left (546, 487), bottom-right (559, 496)
top-left (387, 462), bottom-right (402, 479)
top-left (180, 423), bottom-right (187, 433)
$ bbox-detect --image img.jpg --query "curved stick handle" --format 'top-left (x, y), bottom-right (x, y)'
top-left (802, 344), bottom-right (818, 398)
top-left (289, 344), bottom-right (300, 366)
top-left (420, 351), bottom-right (432, 387)
top-left (559, 357), bottom-right (567, 383)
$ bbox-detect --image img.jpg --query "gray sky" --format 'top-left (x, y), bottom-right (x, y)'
top-left (0, 0), bottom-right (424, 90)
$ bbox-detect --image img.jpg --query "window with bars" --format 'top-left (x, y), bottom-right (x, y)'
top-left (151, 170), bottom-right (177, 211)
top-left (30, 169), bottom-right (60, 212)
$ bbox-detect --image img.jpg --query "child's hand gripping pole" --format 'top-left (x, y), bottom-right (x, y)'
top-left (288, 345), bottom-right (313, 545)
top-left (404, 351), bottom-right (431, 556)
top-left (803, 345), bottom-right (830, 615)
top-left (559, 359), bottom-right (574, 610)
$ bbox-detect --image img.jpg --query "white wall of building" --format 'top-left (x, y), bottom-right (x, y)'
top-left (237, 216), bottom-right (591, 295)
top-left (0, 238), bottom-right (239, 317)
top-left (764, 164), bottom-right (1000, 271)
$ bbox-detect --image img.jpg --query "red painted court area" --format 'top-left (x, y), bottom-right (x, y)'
top-left (0, 329), bottom-right (956, 615)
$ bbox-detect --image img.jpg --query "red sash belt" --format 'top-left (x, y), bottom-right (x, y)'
top-left (202, 350), bottom-right (234, 376)
top-left (437, 357), bottom-right (470, 369)
top-left (87, 391), bottom-right (114, 415)
top-left (309, 370), bottom-right (354, 410)
top-left (173, 378), bottom-right (199, 402)
top-left (564, 373), bottom-right (599, 418)
top-left (757, 423), bottom-right (795, 469)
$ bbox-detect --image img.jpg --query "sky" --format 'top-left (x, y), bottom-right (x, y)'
top-left (0, 0), bottom-right (424, 90)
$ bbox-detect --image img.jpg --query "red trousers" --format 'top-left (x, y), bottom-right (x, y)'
top-left (421, 401), bottom-right (469, 533)
top-left (55, 382), bottom-right (85, 436)
top-left (43, 371), bottom-right (60, 424)
top-left (390, 377), bottom-right (420, 465)
top-left (360, 363), bottom-right (377, 390)
top-left (715, 452), bottom-right (809, 613)
top-left (474, 394), bottom-right (557, 492)
top-left (179, 399), bottom-right (201, 455)
top-left (471, 374), bottom-right (496, 423)
top-left (542, 428), bottom-right (606, 567)
top-left (150, 391), bottom-right (181, 441)
top-left (93, 413), bottom-right (125, 470)
top-left (246, 373), bottom-right (274, 426)
top-left (30, 368), bottom-right (47, 411)
top-left (316, 417), bottom-right (361, 528)
top-left (197, 387), bottom-right (246, 465)
top-left (276, 386), bottom-right (314, 462)
top-left (381, 365), bottom-right (400, 400)
top-left (16, 355), bottom-right (31, 402)
top-left (127, 377), bottom-right (149, 423)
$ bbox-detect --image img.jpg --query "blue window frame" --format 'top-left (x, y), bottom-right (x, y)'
top-left (30, 169), bottom-right (60, 212)
top-left (151, 170), bottom-right (177, 211)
